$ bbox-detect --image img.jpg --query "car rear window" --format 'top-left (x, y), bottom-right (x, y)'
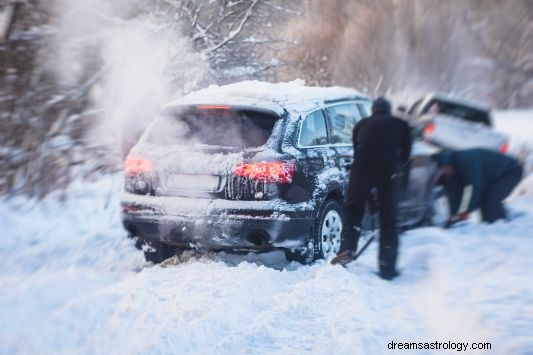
top-left (422, 99), bottom-right (491, 126)
top-left (146, 107), bottom-right (279, 148)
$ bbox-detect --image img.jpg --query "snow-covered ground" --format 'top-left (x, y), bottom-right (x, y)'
top-left (0, 111), bottom-right (532, 355)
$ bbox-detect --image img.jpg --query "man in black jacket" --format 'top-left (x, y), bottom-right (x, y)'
top-left (432, 149), bottom-right (522, 225)
top-left (331, 97), bottom-right (412, 280)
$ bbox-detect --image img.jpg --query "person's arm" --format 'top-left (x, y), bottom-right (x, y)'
top-left (448, 183), bottom-right (463, 216)
top-left (352, 118), bottom-right (366, 149)
top-left (352, 124), bottom-right (359, 150)
top-left (445, 154), bottom-right (483, 228)
top-left (444, 182), bottom-right (468, 228)
top-left (453, 152), bottom-right (484, 213)
top-left (464, 165), bottom-right (484, 212)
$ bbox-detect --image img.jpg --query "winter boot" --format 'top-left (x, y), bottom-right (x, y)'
top-left (378, 269), bottom-right (400, 281)
top-left (331, 250), bottom-right (357, 267)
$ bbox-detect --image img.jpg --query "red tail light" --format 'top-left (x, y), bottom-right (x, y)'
top-left (424, 122), bottom-right (436, 136)
top-left (125, 156), bottom-right (153, 176)
top-left (235, 161), bottom-right (295, 184)
top-left (121, 205), bottom-right (142, 213)
top-left (499, 143), bottom-right (509, 154)
top-left (196, 105), bottom-right (231, 110)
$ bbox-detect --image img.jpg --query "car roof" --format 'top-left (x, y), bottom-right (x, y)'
top-left (163, 80), bottom-right (370, 118)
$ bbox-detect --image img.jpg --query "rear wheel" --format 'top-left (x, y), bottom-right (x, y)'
top-left (127, 233), bottom-right (145, 251)
top-left (143, 240), bottom-right (175, 264)
top-left (285, 199), bottom-right (343, 264)
top-left (319, 206), bottom-right (343, 258)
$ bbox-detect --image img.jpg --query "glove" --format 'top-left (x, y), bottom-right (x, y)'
top-left (458, 211), bottom-right (470, 220)
top-left (444, 211), bottom-right (470, 228)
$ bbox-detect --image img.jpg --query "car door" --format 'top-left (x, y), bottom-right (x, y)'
top-left (325, 102), bottom-right (363, 198)
top-left (397, 139), bottom-right (437, 227)
top-left (295, 109), bottom-right (337, 201)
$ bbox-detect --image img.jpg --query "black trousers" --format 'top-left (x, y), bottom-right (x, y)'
top-left (340, 168), bottom-right (399, 275)
top-left (481, 166), bottom-right (523, 223)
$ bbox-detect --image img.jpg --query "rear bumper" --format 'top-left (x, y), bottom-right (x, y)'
top-left (121, 193), bottom-right (316, 250)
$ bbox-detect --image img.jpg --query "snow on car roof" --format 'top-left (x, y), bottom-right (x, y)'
top-left (424, 92), bottom-right (491, 112)
top-left (164, 80), bottom-right (369, 117)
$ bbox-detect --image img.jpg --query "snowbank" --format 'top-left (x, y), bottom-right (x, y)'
top-left (1, 175), bottom-right (532, 354)
top-left (1, 109), bottom-right (532, 354)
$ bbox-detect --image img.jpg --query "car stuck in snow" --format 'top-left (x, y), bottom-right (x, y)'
top-left (121, 81), bottom-right (446, 264)
top-left (404, 93), bottom-right (509, 153)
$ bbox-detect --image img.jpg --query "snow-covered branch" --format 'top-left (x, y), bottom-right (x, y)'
top-left (204, 0), bottom-right (259, 56)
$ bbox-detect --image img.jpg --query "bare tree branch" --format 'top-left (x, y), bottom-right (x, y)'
top-left (204, 0), bottom-right (259, 56)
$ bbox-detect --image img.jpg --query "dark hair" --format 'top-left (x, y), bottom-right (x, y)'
top-left (371, 97), bottom-right (392, 115)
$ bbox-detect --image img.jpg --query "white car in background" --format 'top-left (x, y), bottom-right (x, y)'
top-left (404, 93), bottom-right (509, 153)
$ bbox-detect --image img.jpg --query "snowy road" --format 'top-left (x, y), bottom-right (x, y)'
top-left (1, 175), bottom-right (532, 355)
top-left (1, 111), bottom-right (532, 354)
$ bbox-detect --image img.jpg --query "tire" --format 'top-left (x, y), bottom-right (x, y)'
top-left (127, 232), bottom-right (176, 263)
top-left (127, 233), bottom-right (145, 251)
top-left (285, 199), bottom-right (343, 264)
top-left (426, 187), bottom-right (451, 227)
top-left (142, 239), bottom-right (175, 264)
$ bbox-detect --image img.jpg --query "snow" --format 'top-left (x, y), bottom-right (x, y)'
top-left (0, 5), bottom-right (15, 41)
top-left (424, 115), bottom-right (508, 152)
top-left (165, 80), bottom-right (369, 118)
top-left (1, 110), bottom-right (533, 354)
top-left (494, 110), bottom-right (533, 151)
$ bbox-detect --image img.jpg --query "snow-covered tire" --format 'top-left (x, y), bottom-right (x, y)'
top-left (427, 188), bottom-right (450, 227)
top-left (285, 199), bottom-right (343, 264)
top-left (142, 239), bottom-right (174, 264)
top-left (127, 233), bottom-right (145, 251)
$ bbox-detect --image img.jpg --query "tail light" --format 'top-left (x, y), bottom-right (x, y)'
top-left (121, 205), bottom-right (142, 213)
top-left (499, 143), bottom-right (509, 154)
top-left (125, 156), bottom-right (153, 177)
top-left (423, 122), bottom-right (435, 136)
top-left (196, 105), bottom-right (231, 110)
top-left (234, 161), bottom-right (295, 184)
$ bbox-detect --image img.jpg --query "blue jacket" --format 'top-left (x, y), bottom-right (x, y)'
top-left (435, 149), bottom-right (521, 214)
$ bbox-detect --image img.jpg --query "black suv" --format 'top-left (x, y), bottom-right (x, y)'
top-left (121, 81), bottom-right (444, 264)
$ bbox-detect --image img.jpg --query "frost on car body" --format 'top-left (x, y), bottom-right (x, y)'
top-left (121, 80), bottom-right (442, 263)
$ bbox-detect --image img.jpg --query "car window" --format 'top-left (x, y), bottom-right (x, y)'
top-left (357, 102), bottom-right (371, 118)
top-left (408, 98), bottom-right (423, 115)
top-left (326, 103), bottom-right (362, 145)
top-left (146, 107), bottom-right (279, 148)
top-left (421, 99), bottom-right (491, 126)
top-left (299, 110), bottom-right (328, 147)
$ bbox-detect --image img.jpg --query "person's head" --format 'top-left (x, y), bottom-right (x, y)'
top-left (431, 150), bottom-right (455, 178)
top-left (371, 97), bottom-right (392, 115)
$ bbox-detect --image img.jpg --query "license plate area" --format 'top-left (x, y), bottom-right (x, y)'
top-left (167, 173), bottom-right (221, 192)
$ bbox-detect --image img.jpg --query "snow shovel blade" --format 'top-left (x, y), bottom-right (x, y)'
top-left (445, 219), bottom-right (468, 229)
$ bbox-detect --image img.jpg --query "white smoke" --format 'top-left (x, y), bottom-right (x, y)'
top-left (44, 0), bottom-right (210, 157)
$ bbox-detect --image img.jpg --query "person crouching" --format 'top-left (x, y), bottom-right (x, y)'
top-left (432, 148), bottom-right (523, 226)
